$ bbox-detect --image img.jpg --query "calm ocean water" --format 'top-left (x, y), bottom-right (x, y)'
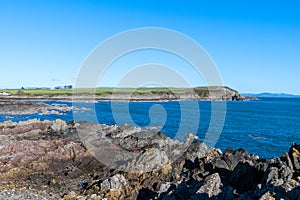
top-left (1, 98), bottom-right (299, 158)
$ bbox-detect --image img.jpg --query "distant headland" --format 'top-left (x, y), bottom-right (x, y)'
top-left (0, 86), bottom-right (257, 101)
top-left (243, 92), bottom-right (300, 98)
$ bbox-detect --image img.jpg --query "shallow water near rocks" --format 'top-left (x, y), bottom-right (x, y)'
top-left (1, 98), bottom-right (300, 158)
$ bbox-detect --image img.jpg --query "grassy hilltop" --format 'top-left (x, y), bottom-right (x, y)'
top-left (0, 86), bottom-right (243, 101)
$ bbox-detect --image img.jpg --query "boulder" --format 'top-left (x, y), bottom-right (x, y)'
top-left (229, 161), bottom-right (264, 193)
top-left (50, 119), bottom-right (68, 134)
top-left (195, 173), bottom-right (222, 198)
top-left (100, 174), bottom-right (127, 192)
top-left (289, 142), bottom-right (300, 170)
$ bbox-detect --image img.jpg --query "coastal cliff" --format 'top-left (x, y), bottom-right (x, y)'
top-left (99, 86), bottom-right (245, 101)
top-left (0, 86), bottom-right (253, 101)
top-left (99, 86), bottom-right (244, 101)
top-left (0, 119), bottom-right (299, 199)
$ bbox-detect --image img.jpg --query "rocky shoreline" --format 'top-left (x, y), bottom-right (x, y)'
top-left (0, 119), bottom-right (299, 199)
top-left (0, 100), bottom-right (92, 117)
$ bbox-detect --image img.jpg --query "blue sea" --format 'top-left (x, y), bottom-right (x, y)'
top-left (1, 98), bottom-right (300, 158)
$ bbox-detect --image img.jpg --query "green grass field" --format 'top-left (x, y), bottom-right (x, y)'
top-left (0, 89), bottom-right (74, 95)
top-left (0, 88), bottom-right (182, 95)
top-left (0, 86), bottom-right (229, 97)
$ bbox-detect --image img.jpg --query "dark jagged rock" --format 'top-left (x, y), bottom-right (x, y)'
top-left (0, 119), bottom-right (300, 199)
top-left (289, 142), bottom-right (300, 170)
top-left (195, 173), bottom-right (222, 198)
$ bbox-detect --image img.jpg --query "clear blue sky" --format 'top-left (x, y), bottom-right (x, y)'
top-left (0, 0), bottom-right (299, 94)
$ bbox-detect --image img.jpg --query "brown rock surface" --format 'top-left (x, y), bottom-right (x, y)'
top-left (0, 119), bottom-right (300, 199)
top-left (0, 100), bottom-right (73, 115)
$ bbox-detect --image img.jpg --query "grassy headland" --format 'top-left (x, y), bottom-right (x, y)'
top-left (0, 86), bottom-right (246, 101)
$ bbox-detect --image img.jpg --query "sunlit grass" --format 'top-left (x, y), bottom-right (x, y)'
top-left (0, 86), bottom-right (226, 97)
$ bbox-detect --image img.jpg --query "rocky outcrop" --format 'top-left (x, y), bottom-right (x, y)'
top-left (0, 119), bottom-right (299, 199)
top-left (0, 100), bottom-right (73, 115)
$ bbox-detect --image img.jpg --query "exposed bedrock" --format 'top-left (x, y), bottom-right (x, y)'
top-left (0, 120), bottom-right (299, 199)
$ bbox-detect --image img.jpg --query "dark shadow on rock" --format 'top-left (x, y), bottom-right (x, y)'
top-left (229, 162), bottom-right (264, 194)
top-left (137, 188), bottom-right (158, 200)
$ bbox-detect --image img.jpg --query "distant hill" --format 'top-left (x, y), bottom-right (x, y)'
top-left (243, 92), bottom-right (300, 98)
top-left (1, 86), bottom-right (244, 101)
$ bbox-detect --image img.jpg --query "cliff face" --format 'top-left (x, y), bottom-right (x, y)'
top-left (0, 86), bottom-right (247, 101)
top-left (0, 119), bottom-right (300, 199)
top-left (193, 86), bottom-right (243, 100)
top-left (97, 86), bottom-right (244, 101)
